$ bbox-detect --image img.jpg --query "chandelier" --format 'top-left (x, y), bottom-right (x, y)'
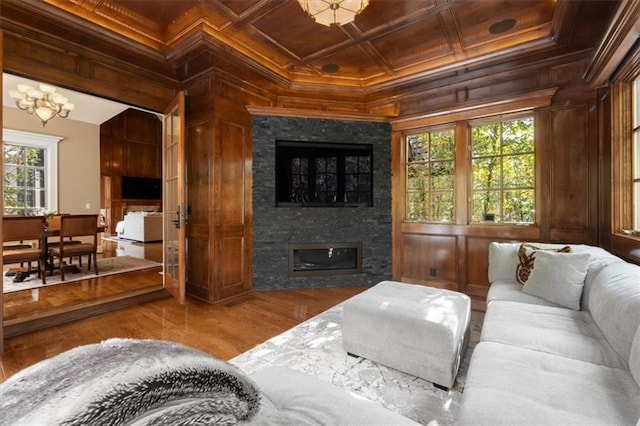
top-left (8, 82), bottom-right (75, 126)
top-left (297, 0), bottom-right (369, 26)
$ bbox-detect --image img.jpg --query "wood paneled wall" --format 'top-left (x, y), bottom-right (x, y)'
top-left (389, 56), bottom-right (601, 311)
top-left (100, 109), bottom-right (162, 235)
top-left (181, 73), bottom-right (262, 303)
top-left (3, 4), bottom-right (639, 314)
top-left (0, 2), bottom-right (178, 112)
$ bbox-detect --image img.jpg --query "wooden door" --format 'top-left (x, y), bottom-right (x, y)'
top-left (162, 92), bottom-right (186, 303)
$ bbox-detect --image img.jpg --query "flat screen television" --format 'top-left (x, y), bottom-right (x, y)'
top-left (121, 176), bottom-right (162, 200)
top-left (276, 141), bottom-right (373, 207)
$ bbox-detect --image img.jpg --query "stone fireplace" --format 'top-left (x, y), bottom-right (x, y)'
top-left (252, 115), bottom-right (392, 291)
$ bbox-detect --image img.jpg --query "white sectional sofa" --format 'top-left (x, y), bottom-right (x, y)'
top-left (458, 242), bottom-right (640, 425)
top-left (117, 211), bottom-right (163, 242)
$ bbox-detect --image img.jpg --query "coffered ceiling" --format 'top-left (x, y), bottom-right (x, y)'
top-left (3, 0), bottom-right (619, 93)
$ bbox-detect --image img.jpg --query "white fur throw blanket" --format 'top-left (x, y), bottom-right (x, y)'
top-left (0, 339), bottom-right (261, 425)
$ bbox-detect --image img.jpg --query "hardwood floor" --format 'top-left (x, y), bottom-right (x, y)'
top-left (0, 285), bottom-right (368, 383)
top-left (3, 238), bottom-right (164, 323)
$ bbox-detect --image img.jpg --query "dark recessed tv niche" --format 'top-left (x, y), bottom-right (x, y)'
top-left (121, 176), bottom-right (162, 200)
top-left (276, 141), bottom-right (373, 207)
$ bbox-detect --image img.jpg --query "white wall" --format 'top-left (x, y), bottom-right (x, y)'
top-left (3, 106), bottom-right (101, 215)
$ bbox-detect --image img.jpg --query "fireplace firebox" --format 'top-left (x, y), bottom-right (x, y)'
top-left (289, 242), bottom-right (362, 277)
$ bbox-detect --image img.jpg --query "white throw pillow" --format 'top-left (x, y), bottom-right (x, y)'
top-left (488, 242), bottom-right (520, 283)
top-left (522, 250), bottom-right (591, 310)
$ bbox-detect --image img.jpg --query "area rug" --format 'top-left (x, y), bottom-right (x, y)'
top-left (3, 255), bottom-right (162, 293)
top-left (230, 303), bottom-right (483, 426)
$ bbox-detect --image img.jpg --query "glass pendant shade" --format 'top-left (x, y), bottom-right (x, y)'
top-left (297, 0), bottom-right (369, 26)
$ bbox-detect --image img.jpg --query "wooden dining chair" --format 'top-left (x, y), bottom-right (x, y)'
top-left (2, 216), bottom-right (47, 284)
top-left (48, 214), bottom-right (99, 281)
top-left (46, 214), bottom-right (83, 265)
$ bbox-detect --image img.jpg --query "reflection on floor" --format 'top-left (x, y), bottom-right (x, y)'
top-left (3, 238), bottom-right (164, 324)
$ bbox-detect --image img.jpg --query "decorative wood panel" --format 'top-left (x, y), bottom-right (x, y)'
top-left (219, 236), bottom-right (245, 299)
top-left (220, 121), bottom-right (246, 225)
top-left (401, 234), bottom-right (458, 290)
top-left (185, 235), bottom-right (212, 302)
top-left (464, 236), bottom-right (516, 310)
top-left (186, 120), bottom-right (212, 230)
top-left (124, 143), bottom-right (160, 178)
top-left (185, 96), bottom-right (215, 302)
top-left (100, 122), bottom-right (114, 175)
top-left (549, 105), bottom-right (590, 230)
top-left (465, 238), bottom-right (492, 291)
top-left (467, 72), bottom-right (541, 103)
top-left (3, 33), bottom-right (80, 75)
top-left (214, 95), bottom-right (253, 300)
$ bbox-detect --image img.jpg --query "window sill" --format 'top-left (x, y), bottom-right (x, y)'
top-left (617, 230), bottom-right (640, 241)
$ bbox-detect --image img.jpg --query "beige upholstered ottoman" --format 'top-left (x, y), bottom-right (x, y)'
top-left (342, 280), bottom-right (471, 389)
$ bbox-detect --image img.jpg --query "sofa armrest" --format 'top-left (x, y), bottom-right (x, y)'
top-left (249, 366), bottom-right (419, 425)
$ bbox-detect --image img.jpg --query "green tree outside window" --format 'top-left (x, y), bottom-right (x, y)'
top-left (406, 128), bottom-right (455, 222)
top-left (471, 117), bottom-right (535, 223)
top-left (4, 143), bottom-right (47, 215)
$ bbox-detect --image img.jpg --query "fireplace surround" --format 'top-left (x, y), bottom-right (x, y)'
top-left (252, 115), bottom-right (392, 291)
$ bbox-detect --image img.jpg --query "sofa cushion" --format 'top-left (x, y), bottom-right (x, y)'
top-left (521, 250), bottom-right (590, 310)
top-left (249, 366), bottom-right (419, 425)
top-left (481, 301), bottom-right (627, 369)
top-left (589, 262), bottom-right (640, 362)
top-left (458, 342), bottom-right (640, 426)
top-left (516, 242), bottom-right (572, 284)
top-left (487, 280), bottom-right (565, 308)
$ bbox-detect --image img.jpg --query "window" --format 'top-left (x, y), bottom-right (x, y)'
top-left (4, 143), bottom-right (46, 215)
top-left (403, 114), bottom-right (536, 224)
top-left (3, 129), bottom-right (60, 215)
top-left (470, 116), bottom-right (535, 223)
top-left (633, 77), bottom-right (640, 230)
top-left (405, 128), bottom-right (455, 222)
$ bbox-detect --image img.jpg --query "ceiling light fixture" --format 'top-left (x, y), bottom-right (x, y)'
top-left (9, 83), bottom-right (75, 126)
top-left (297, 0), bottom-right (369, 27)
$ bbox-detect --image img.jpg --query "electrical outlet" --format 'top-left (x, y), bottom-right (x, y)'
top-left (85, 203), bottom-right (91, 209)
top-left (429, 267), bottom-right (437, 277)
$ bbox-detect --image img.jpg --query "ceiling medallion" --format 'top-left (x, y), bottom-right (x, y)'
top-left (297, 0), bottom-right (369, 26)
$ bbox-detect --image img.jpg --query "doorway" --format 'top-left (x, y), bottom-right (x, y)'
top-left (2, 73), bottom-right (167, 332)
